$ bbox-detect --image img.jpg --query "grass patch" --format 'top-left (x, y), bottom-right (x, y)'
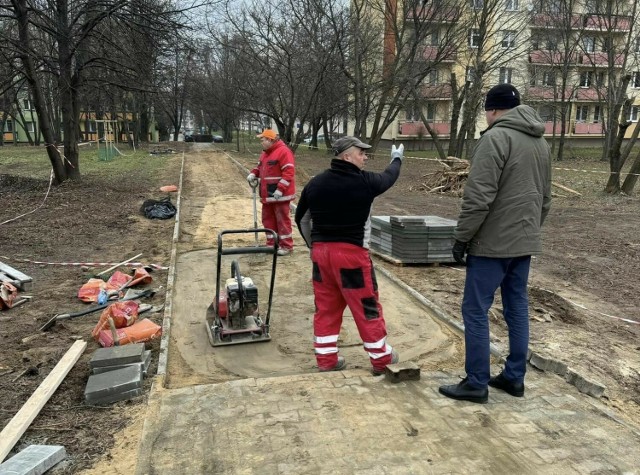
top-left (0, 145), bottom-right (171, 183)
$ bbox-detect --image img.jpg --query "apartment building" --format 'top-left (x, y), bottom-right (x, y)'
top-left (380, 0), bottom-right (639, 144)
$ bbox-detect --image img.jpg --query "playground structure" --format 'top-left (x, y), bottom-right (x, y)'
top-left (95, 119), bottom-right (120, 161)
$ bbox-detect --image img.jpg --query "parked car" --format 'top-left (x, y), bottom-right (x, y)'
top-left (184, 135), bottom-right (194, 142)
top-left (212, 135), bottom-right (224, 143)
top-left (303, 135), bottom-right (324, 145)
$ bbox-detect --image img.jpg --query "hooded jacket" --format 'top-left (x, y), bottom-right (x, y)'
top-left (295, 158), bottom-right (402, 249)
top-left (454, 105), bottom-right (552, 257)
top-left (250, 140), bottom-right (296, 204)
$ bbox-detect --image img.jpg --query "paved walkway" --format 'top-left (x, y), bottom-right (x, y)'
top-left (135, 366), bottom-right (639, 474)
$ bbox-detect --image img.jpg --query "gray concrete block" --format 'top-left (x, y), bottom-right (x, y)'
top-left (0, 445), bottom-right (66, 475)
top-left (84, 364), bottom-right (143, 402)
top-left (565, 368), bottom-right (606, 398)
top-left (529, 352), bottom-right (568, 376)
top-left (91, 349), bottom-right (152, 377)
top-left (85, 388), bottom-right (143, 406)
top-left (89, 343), bottom-right (145, 368)
top-left (385, 362), bottom-right (421, 383)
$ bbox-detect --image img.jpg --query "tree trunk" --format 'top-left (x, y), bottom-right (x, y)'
top-left (13, 0), bottom-right (66, 183)
top-left (621, 152), bottom-right (640, 195)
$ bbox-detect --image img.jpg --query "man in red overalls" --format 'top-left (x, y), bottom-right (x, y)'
top-left (295, 136), bottom-right (404, 374)
top-left (247, 129), bottom-right (296, 255)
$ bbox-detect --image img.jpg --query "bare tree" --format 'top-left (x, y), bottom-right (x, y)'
top-left (1, 0), bottom-right (188, 184)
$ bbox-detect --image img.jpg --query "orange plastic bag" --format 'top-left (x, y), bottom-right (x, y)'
top-left (91, 301), bottom-right (140, 342)
top-left (128, 267), bottom-right (153, 287)
top-left (98, 318), bottom-right (162, 348)
top-left (77, 271), bottom-right (133, 303)
top-left (160, 185), bottom-right (178, 192)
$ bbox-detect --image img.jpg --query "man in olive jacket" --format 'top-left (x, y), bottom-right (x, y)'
top-left (439, 84), bottom-right (552, 403)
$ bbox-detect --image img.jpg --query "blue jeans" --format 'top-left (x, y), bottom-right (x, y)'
top-left (462, 255), bottom-right (531, 389)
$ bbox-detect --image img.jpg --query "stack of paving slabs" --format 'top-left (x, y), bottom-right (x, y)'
top-left (84, 343), bottom-right (149, 405)
top-left (370, 216), bottom-right (457, 264)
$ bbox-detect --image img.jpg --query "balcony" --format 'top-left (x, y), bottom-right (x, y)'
top-left (421, 83), bottom-right (452, 100)
top-left (578, 52), bottom-right (624, 68)
top-left (575, 88), bottom-right (606, 101)
top-left (422, 46), bottom-right (457, 62)
top-left (409, 6), bottom-right (460, 23)
top-left (531, 13), bottom-right (582, 29)
top-left (399, 121), bottom-right (451, 136)
top-left (543, 122), bottom-right (569, 134)
top-left (574, 122), bottom-right (604, 134)
top-left (583, 14), bottom-right (631, 32)
top-left (527, 87), bottom-right (570, 101)
top-left (529, 50), bottom-right (576, 65)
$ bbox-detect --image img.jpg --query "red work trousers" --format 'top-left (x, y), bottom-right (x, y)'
top-left (311, 242), bottom-right (394, 372)
top-left (262, 201), bottom-right (294, 250)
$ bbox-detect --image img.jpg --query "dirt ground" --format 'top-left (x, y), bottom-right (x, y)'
top-left (1, 141), bottom-right (639, 472)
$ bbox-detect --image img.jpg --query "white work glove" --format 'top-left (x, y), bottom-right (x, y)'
top-left (272, 189), bottom-right (283, 200)
top-left (391, 143), bottom-right (404, 163)
top-left (247, 173), bottom-right (258, 187)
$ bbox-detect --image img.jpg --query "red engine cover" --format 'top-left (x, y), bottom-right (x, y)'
top-left (217, 289), bottom-right (227, 318)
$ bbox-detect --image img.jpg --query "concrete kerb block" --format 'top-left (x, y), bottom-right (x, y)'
top-left (384, 361), bottom-right (421, 383)
top-left (529, 352), bottom-right (568, 377)
top-left (0, 445), bottom-right (66, 475)
top-left (565, 368), bottom-right (606, 398)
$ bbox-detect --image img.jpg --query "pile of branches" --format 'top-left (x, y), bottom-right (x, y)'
top-left (413, 158), bottom-right (470, 196)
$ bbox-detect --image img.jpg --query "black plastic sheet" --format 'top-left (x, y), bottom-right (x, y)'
top-left (141, 197), bottom-right (177, 219)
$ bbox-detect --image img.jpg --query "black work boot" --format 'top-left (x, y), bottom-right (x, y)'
top-left (488, 372), bottom-right (525, 397)
top-left (438, 378), bottom-right (488, 404)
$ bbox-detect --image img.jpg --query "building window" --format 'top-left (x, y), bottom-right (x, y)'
top-left (466, 66), bottom-right (476, 83)
top-left (596, 72), bottom-right (605, 87)
top-left (26, 121), bottom-right (35, 133)
top-left (576, 105), bottom-right (589, 122)
top-left (629, 106), bottom-right (639, 122)
top-left (635, 37), bottom-right (640, 53)
top-left (469, 29), bottom-right (480, 48)
top-left (505, 0), bottom-right (519, 10)
top-left (405, 103), bottom-right (421, 121)
top-left (471, 0), bottom-right (484, 9)
top-left (632, 72), bottom-right (640, 88)
top-left (499, 67), bottom-right (513, 84)
top-left (601, 38), bottom-right (612, 53)
top-left (593, 106), bottom-right (602, 123)
top-left (582, 37), bottom-right (595, 53)
top-left (502, 31), bottom-right (516, 48)
top-left (530, 67), bottom-right (537, 86)
top-left (430, 30), bottom-right (439, 46)
top-left (427, 69), bottom-right (438, 85)
top-left (579, 71), bottom-right (592, 87)
top-left (23, 99), bottom-right (32, 110)
top-left (4, 120), bottom-right (13, 132)
top-left (542, 70), bottom-right (555, 86)
top-left (425, 103), bottom-right (436, 121)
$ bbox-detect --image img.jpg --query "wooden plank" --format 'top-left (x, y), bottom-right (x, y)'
top-left (96, 252), bottom-right (143, 277)
top-left (0, 340), bottom-right (87, 463)
top-left (0, 261), bottom-right (32, 283)
top-left (552, 181), bottom-right (582, 196)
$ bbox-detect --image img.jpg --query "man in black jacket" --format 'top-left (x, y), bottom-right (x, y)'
top-left (295, 136), bottom-right (404, 374)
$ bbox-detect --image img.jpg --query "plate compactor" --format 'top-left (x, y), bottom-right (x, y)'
top-left (206, 229), bottom-right (278, 347)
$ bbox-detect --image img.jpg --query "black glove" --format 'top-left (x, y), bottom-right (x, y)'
top-left (452, 240), bottom-right (468, 265)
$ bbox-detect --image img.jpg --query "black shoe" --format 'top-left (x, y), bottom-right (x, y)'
top-left (319, 356), bottom-right (346, 372)
top-left (439, 378), bottom-right (488, 404)
top-left (488, 372), bottom-right (525, 397)
top-left (371, 350), bottom-right (399, 376)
